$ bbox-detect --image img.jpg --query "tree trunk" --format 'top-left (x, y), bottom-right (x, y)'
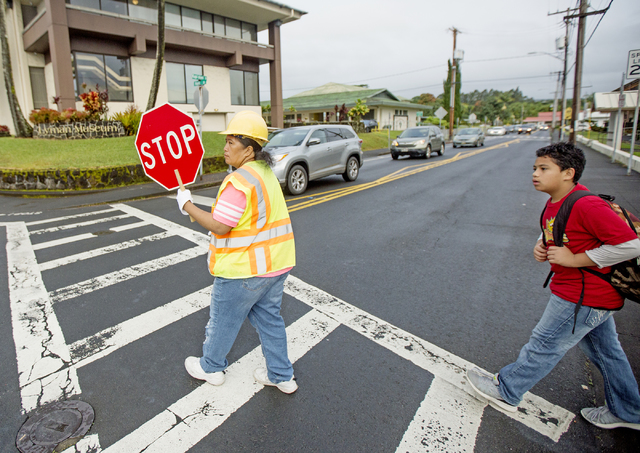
top-left (0, 0), bottom-right (32, 137)
top-left (146, 0), bottom-right (165, 111)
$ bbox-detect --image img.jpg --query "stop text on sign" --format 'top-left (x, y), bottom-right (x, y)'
top-left (139, 124), bottom-right (198, 170)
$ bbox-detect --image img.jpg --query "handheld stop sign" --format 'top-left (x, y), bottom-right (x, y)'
top-left (135, 103), bottom-right (205, 220)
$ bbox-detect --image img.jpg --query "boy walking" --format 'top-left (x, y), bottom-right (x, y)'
top-left (467, 142), bottom-right (640, 430)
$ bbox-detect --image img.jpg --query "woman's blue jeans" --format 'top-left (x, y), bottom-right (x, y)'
top-left (498, 294), bottom-right (640, 423)
top-left (199, 271), bottom-right (293, 384)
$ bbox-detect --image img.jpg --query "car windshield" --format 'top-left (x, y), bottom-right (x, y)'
top-left (457, 128), bottom-right (478, 135)
top-left (264, 128), bottom-right (310, 149)
top-left (399, 128), bottom-right (430, 138)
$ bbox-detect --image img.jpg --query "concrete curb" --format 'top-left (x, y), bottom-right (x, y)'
top-left (576, 135), bottom-right (640, 174)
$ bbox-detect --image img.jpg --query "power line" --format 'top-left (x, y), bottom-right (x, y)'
top-left (584, 0), bottom-right (613, 47)
top-left (391, 74), bottom-right (554, 93)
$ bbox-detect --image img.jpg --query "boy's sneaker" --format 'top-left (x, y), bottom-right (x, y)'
top-left (184, 357), bottom-right (225, 386)
top-left (466, 367), bottom-right (518, 413)
top-left (581, 406), bottom-right (640, 430)
top-left (253, 367), bottom-right (298, 394)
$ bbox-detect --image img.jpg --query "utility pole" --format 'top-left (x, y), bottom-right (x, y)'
top-left (569, 0), bottom-right (588, 143)
top-left (551, 71), bottom-right (562, 140)
top-left (449, 27), bottom-right (459, 140)
top-left (560, 15), bottom-right (570, 141)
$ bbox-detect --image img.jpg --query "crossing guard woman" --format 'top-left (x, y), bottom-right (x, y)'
top-left (176, 111), bottom-right (297, 393)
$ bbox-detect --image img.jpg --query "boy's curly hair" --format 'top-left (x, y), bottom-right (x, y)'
top-left (536, 141), bottom-right (585, 182)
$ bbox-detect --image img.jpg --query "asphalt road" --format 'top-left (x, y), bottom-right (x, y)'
top-left (1, 131), bottom-right (639, 452)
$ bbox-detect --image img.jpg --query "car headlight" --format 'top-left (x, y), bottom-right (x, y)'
top-left (416, 139), bottom-right (425, 145)
top-left (272, 153), bottom-right (288, 162)
top-left (392, 140), bottom-right (398, 146)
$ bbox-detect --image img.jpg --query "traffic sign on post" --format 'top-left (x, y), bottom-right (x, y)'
top-left (626, 49), bottom-right (640, 80)
top-left (135, 103), bottom-right (205, 191)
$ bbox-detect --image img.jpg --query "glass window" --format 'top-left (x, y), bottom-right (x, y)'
top-left (128, 0), bottom-right (156, 22)
top-left (181, 6), bottom-right (200, 31)
top-left (341, 128), bottom-right (356, 139)
top-left (73, 51), bottom-right (132, 102)
top-left (202, 12), bottom-right (213, 33)
top-left (104, 55), bottom-right (132, 101)
top-left (68, 0), bottom-right (101, 10)
top-left (165, 3), bottom-right (181, 28)
top-left (166, 62), bottom-right (186, 104)
top-left (29, 67), bottom-right (49, 109)
top-left (309, 129), bottom-right (327, 144)
top-left (75, 52), bottom-right (107, 93)
top-left (213, 15), bottom-right (225, 35)
top-left (326, 128), bottom-right (344, 142)
top-left (101, 0), bottom-right (127, 15)
top-left (166, 62), bottom-right (202, 104)
top-left (242, 23), bottom-right (257, 41)
top-left (21, 4), bottom-right (38, 27)
top-left (225, 18), bottom-right (241, 39)
top-left (229, 69), bottom-right (244, 105)
top-left (244, 72), bottom-right (259, 106)
top-left (184, 64), bottom-right (202, 104)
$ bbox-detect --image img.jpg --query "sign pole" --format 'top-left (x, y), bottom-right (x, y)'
top-left (175, 169), bottom-right (195, 222)
top-left (627, 98), bottom-right (639, 175)
top-left (612, 72), bottom-right (625, 163)
top-left (198, 86), bottom-right (204, 180)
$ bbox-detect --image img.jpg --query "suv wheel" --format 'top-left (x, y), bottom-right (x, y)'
top-left (286, 165), bottom-right (308, 195)
top-left (438, 143), bottom-right (445, 156)
top-left (424, 145), bottom-right (432, 159)
top-left (391, 152), bottom-right (398, 160)
top-left (342, 156), bottom-right (360, 182)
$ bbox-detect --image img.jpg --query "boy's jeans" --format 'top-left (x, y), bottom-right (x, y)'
top-left (199, 271), bottom-right (293, 384)
top-left (498, 294), bottom-right (640, 423)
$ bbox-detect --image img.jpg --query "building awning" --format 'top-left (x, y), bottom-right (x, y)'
top-left (594, 91), bottom-right (638, 112)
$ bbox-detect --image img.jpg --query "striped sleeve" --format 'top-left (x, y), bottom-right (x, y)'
top-left (213, 185), bottom-right (247, 228)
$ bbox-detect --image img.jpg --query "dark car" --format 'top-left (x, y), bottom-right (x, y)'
top-left (505, 125), bottom-right (515, 134)
top-left (361, 119), bottom-right (378, 133)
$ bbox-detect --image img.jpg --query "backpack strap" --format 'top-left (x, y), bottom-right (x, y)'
top-left (540, 190), bottom-right (600, 333)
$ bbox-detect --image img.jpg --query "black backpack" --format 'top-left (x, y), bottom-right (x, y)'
top-left (540, 191), bottom-right (640, 332)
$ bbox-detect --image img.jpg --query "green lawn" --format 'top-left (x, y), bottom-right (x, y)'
top-left (577, 131), bottom-right (640, 155)
top-left (0, 130), bottom-right (399, 170)
top-left (0, 132), bottom-right (226, 170)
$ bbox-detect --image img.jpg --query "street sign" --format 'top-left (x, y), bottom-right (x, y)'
top-left (135, 103), bottom-right (205, 191)
top-left (192, 74), bottom-right (206, 81)
top-left (626, 49), bottom-right (640, 80)
top-left (434, 107), bottom-right (447, 119)
top-left (194, 87), bottom-right (209, 112)
top-left (468, 113), bottom-right (477, 124)
top-left (619, 95), bottom-right (626, 109)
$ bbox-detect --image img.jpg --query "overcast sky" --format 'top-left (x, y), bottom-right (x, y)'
top-left (258, 0), bottom-right (639, 103)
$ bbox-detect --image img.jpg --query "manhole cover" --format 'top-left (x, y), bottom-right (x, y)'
top-left (16, 400), bottom-right (94, 453)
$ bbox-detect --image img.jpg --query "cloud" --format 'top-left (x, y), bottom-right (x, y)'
top-left (259, 0), bottom-right (639, 101)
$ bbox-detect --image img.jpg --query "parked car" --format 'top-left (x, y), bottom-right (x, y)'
top-left (361, 119), bottom-right (378, 133)
top-left (487, 126), bottom-right (507, 136)
top-left (452, 128), bottom-right (485, 147)
top-left (264, 125), bottom-right (364, 195)
top-left (390, 126), bottom-right (445, 159)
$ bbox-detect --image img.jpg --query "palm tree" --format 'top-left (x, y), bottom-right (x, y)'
top-left (1, 0), bottom-right (32, 136)
top-left (146, 0), bottom-right (165, 111)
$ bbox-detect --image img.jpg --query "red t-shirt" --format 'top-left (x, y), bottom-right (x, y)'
top-left (542, 184), bottom-right (637, 309)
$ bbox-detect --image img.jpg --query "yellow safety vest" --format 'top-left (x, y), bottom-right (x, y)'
top-left (207, 160), bottom-right (296, 278)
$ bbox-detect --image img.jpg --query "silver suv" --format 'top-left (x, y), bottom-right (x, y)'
top-left (390, 126), bottom-right (445, 159)
top-left (264, 125), bottom-right (364, 195)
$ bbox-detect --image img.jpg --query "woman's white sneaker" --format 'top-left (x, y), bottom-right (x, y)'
top-left (184, 356), bottom-right (225, 386)
top-left (253, 367), bottom-right (297, 394)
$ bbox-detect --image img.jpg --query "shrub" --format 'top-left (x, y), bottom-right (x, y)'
top-left (78, 84), bottom-right (109, 119)
top-left (111, 105), bottom-right (142, 136)
top-left (0, 125), bottom-right (10, 137)
top-left (29, 108), bottom-right (62, 124)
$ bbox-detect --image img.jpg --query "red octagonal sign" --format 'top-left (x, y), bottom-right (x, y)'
top-left (135, 103), bottom-right (205, 190)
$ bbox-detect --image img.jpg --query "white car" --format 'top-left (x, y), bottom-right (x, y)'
top-left (486, 127), bottom-right (506, 136)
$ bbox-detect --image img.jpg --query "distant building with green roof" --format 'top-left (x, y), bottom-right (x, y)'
top-left (262, 83), bottom-right (427, 130)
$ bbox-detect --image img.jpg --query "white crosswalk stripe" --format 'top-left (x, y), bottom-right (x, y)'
top-left (2, 203), bottom-right (576, 452)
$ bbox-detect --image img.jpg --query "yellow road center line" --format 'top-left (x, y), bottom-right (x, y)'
top-left (287, 139), bottom-right (519, 213)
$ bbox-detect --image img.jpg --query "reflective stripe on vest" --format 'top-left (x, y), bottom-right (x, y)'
top-left (208, 161), bottom-right (295, 278)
